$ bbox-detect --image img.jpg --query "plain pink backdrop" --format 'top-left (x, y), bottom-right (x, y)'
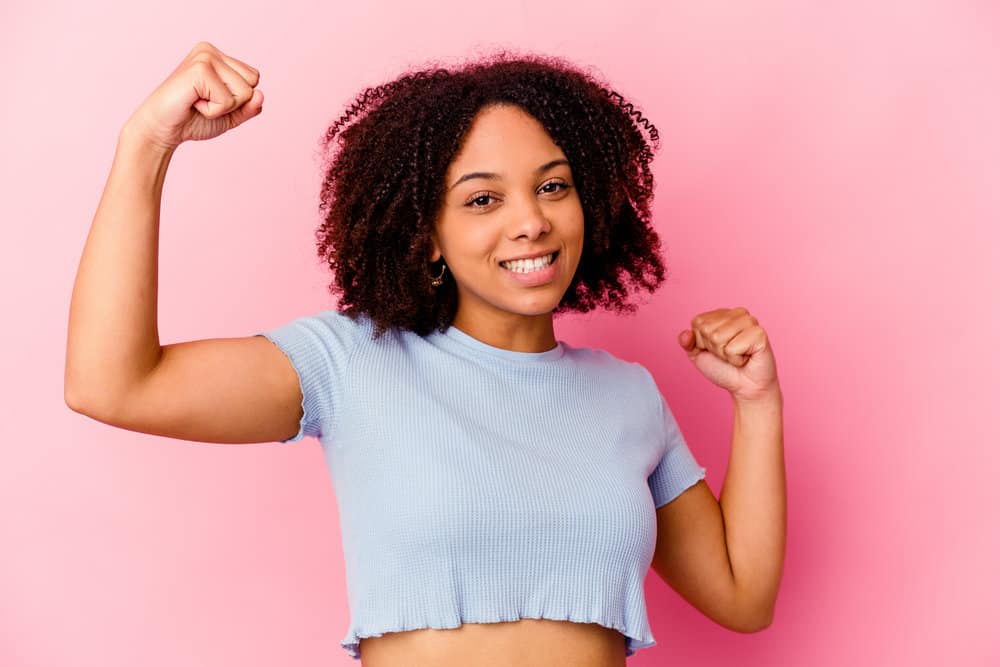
top-left (2, 1), bottom-right (997, 665)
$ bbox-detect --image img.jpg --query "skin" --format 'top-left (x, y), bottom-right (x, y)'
top-left (429, 103), bottom-right (584, 353)
top-left (430, 109), bottom-right (784, 632)
top-left (399, 104), bottom-right (786, 661)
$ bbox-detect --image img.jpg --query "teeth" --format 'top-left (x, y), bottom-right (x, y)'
top-left (501, 253), bottom-right (554, 273)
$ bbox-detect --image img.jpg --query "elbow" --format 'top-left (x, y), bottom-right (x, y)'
top-left (719, 584), bottom-right (777, 632)
top-left (64, 361), bottom-right (93, 415)
top-left (65, 382), bottom-right (88, 414)
top-left (734, 614), bottom-right (774, 634)
top-left (728, 601), bottom-right (775, 633)
top-left (64, 382), bottom-right (112, 420)
top-left (725, 576), bottom-right (780, 633)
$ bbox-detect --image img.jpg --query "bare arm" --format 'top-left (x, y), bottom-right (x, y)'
top-left (63, 128), bottom-right (303, 444)
top-left (64, 126), bottom-right (173, 414)
top-left (721, 392), bottom-right (786, 626)
top-left (652, 391), bottom-right (786, 632)
top-left (64, 43), bottom-right (289, 445)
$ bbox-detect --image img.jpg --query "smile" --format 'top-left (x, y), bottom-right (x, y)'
top-left (499, 251), bottom-right (560, 286)
top-left (499, 251), bottom-right (558, 273)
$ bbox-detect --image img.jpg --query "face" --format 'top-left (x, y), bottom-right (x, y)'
top-left (430, 104), bottom-right (585, 331)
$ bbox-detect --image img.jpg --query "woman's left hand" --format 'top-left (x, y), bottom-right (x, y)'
top-left (678, 307), bottom-right (780, 402)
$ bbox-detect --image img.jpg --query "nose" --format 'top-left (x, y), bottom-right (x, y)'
top-left (507, 197), bottom-right (552, 241)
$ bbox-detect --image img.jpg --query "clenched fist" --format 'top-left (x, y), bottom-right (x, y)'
top-left (123, 41), bottom-right (264, 151)
top-left (678, 306), bottom-right (781, 404)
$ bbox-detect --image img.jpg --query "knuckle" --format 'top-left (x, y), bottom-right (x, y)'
top-left (190, 56), bottom-right (213, 72)
top-left (191, 61), bottom-right (215, 86)
top-left (230, 83), bottom-right (252, 102)
top-left (245, 64), bottom-right (260, 79)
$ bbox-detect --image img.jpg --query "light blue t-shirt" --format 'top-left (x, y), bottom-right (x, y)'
top-left (255, 309), bottom-right (707, 660)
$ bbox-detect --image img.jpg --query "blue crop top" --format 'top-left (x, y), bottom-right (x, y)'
top-left (255, 309), bottom-right (707, 660)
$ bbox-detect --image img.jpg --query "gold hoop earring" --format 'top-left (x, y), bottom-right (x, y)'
top-left (429, 262), bottom-right (447, 287)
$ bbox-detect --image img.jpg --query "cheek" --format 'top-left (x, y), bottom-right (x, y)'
top-left (571, 221), bottom-right (585, 251)
top-left (458, 229), bottom-right (502, 261)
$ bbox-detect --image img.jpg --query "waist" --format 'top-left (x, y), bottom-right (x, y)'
top-left (359, 617), bottom-right (628, 667)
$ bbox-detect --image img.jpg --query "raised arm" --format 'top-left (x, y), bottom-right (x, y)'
top-left (63, 42), bottom-right (300, 444)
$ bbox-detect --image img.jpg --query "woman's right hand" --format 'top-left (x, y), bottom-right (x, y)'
top-left (124, 41), bottom-right (264, 151)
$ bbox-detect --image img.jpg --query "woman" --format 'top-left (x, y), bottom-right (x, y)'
top-left (65, 41), bottom-right (786, 666)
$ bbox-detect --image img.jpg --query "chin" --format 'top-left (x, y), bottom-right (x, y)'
top-left (501, 294), bottom-right (567, 316)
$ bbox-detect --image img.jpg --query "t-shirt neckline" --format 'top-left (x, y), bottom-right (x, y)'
top-left (439, 324), bottom-right (566, 363)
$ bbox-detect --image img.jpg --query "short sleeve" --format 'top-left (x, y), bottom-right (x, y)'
top-left (254, 309), bottom-right (365, 443)
top-left (648, 394), bottom-right (708, 508)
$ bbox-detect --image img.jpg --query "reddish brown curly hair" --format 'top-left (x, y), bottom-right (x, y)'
top-left (315, 49), bottom-right (667, 338)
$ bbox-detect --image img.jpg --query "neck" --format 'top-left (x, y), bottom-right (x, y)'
top-left (450, 310), bottom-right (557, 353)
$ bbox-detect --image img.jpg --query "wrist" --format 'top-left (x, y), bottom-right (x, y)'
top-left (119, 119), bottom-right (177, 158)
top-left (733, 386), bottom-right (783, 411)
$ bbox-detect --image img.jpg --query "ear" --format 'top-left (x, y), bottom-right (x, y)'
top-left (429, 232), bottom-right (442, 263)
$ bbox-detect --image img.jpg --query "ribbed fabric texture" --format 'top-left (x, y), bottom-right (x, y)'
top-left (256, 309), bottom-right (707, 660)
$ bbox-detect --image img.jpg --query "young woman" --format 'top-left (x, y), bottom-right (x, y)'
top-left (66, 41), bottom-right (786, 666)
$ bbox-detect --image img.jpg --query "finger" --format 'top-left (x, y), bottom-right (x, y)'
top-left (720, 325), bottom-right (766, 367)
top-left (678, 329), bottom-right (695, 351)
top-left (226, 87), bottom-right (265, 128)
top-left (710, 315), bottom-right (758, 366)
top-left (693, 325), bottom-right (710, 353)
top-left (691, 311), bottom-right (723, 352)
top-left (212, 59), bottom-right (256, 107)
top-left (218, 53), bottom-right (260, 88)
top-left (693, 312), bottom-right (742, 361)
top-left (190, 61), bottom-right (240, 118)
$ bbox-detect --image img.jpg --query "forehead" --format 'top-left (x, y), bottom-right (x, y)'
top-left (446, 104), bottom-right (565, 175)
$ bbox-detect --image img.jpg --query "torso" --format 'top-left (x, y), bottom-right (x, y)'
top-left (359, 618), bottom-right (628, 667)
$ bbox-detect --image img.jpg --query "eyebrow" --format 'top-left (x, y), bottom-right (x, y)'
top-left (448, 158), bottom-right (570, 191)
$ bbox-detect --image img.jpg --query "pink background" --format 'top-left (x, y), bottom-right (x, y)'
top-left (3, 1), bottom-right (998, 665)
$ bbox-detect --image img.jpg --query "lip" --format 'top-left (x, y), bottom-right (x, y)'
top-left (498, 248), bottom-right (560, 263)
top-left (499, 250), bottom-right (560, 287)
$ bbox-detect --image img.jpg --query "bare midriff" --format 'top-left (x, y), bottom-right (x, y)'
top-left (359, 617), bottom-right (628, 667)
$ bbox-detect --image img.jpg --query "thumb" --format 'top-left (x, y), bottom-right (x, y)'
top-left (678, 329), bottom-right (704, 362)
top-left (228, 88), bottom-right (265, 127)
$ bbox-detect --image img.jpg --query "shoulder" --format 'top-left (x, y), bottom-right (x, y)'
top-left (313, 307), bottom-right (373, 331)
top-left (564, 342), bottom-right (661, 399)
top-left (303, 308), bottom-right (377, 342)
top-left (257, 307), bottom-right (378, 364)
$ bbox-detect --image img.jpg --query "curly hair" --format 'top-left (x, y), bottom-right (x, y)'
top-left (315, 49), bottom-right (667, 339)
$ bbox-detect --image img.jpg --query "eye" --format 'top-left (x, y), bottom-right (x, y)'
top-left (464, 191), bottom-right (498, 209)
top-left (540, 180), bottom-right (570, 194)
top-left (463, 181), bottom-right (571, 210)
